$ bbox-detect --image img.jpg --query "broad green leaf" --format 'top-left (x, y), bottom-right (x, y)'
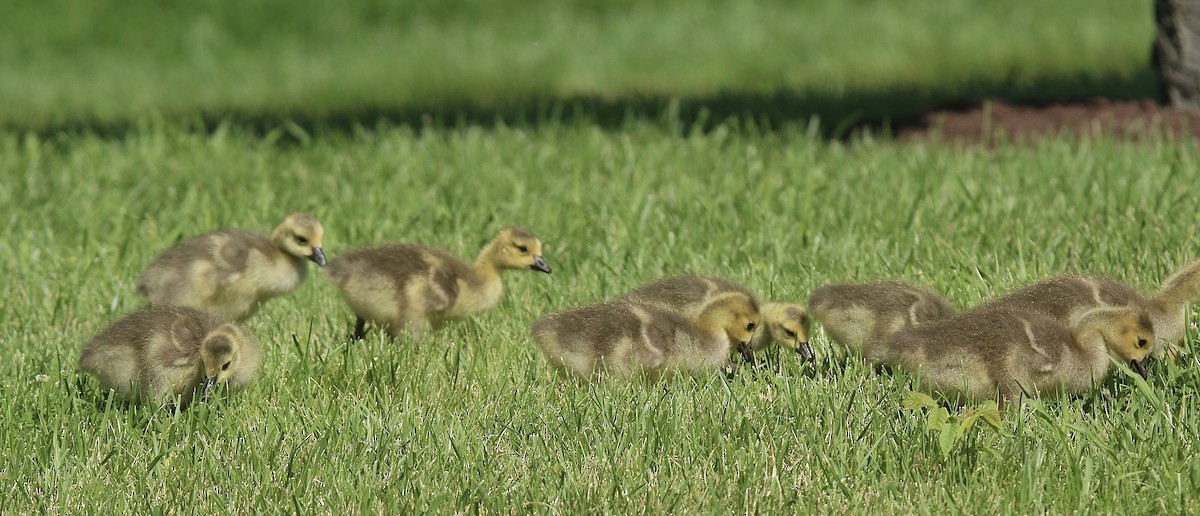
top-left (927, 407), bottom-right (950, 432)
top-left (903, 390), bottom-right (939, 410)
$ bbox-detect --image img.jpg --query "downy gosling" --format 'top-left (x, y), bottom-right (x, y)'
top-left (79, 306), bottom-right (261, 407)
top-left (531, 295), bottom-right (760, 381)
top-left (807, 281), bottom-right (957, 362)
top-left (980, 259), bottom-right (1200, 360)
top-left (137, 213), bottom-right (326, 321)
top-left (325, 226), bottom-right (551, 341)
top-left (620, 275), bottom-right (812, 361)
top-left (877, 306), bottom-right (1153, 404)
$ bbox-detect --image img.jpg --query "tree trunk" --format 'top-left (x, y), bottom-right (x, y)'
top-left (1154, 0), bottom-right (1200, 111)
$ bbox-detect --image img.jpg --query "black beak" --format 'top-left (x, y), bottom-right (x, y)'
top-left (737, 342), bottom-right (754, 363)
top-left (202, 376), bottom-right (218, 399)
top-left (1130, 359), bottom-right (1149, 379)
top-left (310, 247), bottom-right (327, 267)
top-left (796, 342), bottom-right (815, 362)
top-left (530, 255), bottom-right (551, 273)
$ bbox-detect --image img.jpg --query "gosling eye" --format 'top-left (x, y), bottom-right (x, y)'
top-left (295, 236), bottom-right (308, 246)
top-left (516, 245), bottom-right (529, 254)
top-left (1137, 338), bottom-right (1148, 348)
top-left (222, 361), bottom-right (232, 371)
top-left (746, 322), bottom-right (756, 332)
top-left (784, 329), bottom-right (797, 338)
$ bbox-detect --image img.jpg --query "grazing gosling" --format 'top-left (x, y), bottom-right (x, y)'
top-left (325, 227), bottom-right (551, 341)
top-left (531, 295), bottom-right (760, 381)
top-left (620, 275), bottom-right (812, 361)
top-left (136, 213), bottom-right (326, 322)
top-left (807, 281), bottom-right (957, 362)
top-left (79, 306), bottom-right (261, 407)
top-left (878, 306), bottom-right (1153, 404)
top-left (980, 259), bottom-right (1200, 360)
top-left (750, 303), bottom-right (813, 360)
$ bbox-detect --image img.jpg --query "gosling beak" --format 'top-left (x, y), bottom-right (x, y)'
top-left (737, 342), bottom-right (754, 363)
top-left (530, 255), bottom-right (552, 274)
top-left (202, 376), bottom-right (218, 399)
top-left (796, 341), bottom-right (815, 362)
top-left (1130, 358), bottom-right (1149, 379)
top-left (309, 247), bottom-right (327, 267)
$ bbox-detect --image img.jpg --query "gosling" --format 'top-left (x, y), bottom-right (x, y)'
top-left (136, 213), bottom-right (326, 322)
top-left (620, 275), bottom-right (812, 361)
top-left (531, 295), bottom-right (760, 381)
top-left (877, 306), bottom-right (1153, 404)
top-left (980, 259), bottom-right (1200, 360)
top-left (807, 281), bottom-right (957, 362)
top-left (79, 306), bottom-right (261, 407)
top-left (325, 226), bottom-right (551, 341)
top-left (751, 302), bottom-right (813, 360)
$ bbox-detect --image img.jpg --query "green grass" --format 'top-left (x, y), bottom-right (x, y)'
top-left (1, 0), bottom-right (1157, 132)
top-left (3, 122), bottom-right (1200, 512)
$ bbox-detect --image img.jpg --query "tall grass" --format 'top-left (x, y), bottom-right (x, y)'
top-left (2, 122), bottom-right (1199, 512)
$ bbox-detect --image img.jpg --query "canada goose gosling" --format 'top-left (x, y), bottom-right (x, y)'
top-left (879, 306), bottom-right (1153, 403)
top-left (531, 295), bottom-right (759, 381)
top-left (749, 302), bottom-right (813, 361)
top-left (326, 226), bottom-right (551, 341)
top-left (78, 306), bottom-right (261, 407)
top-left (136, 212), bottom-right (326, 321)
top-left (807, 281), bottom-right (956, 362)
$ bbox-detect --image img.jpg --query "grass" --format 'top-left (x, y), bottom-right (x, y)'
top-left (3, 122), bottom-right (1200, 512)
top-left (1, 0), bottom-right (1157, 133)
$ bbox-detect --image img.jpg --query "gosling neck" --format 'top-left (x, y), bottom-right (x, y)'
top-left (471, 241), bottom-right (507, 281)
top-left (1071, 311), bottom-right (1120, 375)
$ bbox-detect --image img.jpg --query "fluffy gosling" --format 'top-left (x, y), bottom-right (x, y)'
top-left (136, 213), bottom-right (326, 322)
top-left (807, 281), bottom-right (957, 362)
top-left (531, 295), bottom-right (760, 381)
top-left (620, 275), bottom-right (812, 361)
top-left (750, 302), bottom-right (812, 360)
top-left (325, 227), bottom-right (551, 341)
top-left (878, 306), bottom-right (1153, 404)
top-left (980, 259), bottom-right (1200, 360)
top-left (79, 306), bottom-right (261, 407)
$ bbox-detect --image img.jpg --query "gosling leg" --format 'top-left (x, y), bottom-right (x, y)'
top-left (352, 316), bottom-right (367, 341)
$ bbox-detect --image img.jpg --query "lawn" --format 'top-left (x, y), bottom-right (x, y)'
top-left (3, 0), bottom-right (1197, 513)
top-left (3, 124), bottom-right (1199, 512)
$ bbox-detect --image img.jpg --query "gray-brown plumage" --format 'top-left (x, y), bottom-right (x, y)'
top-left (325, 227), bottom-right (551, 341)
top-left (531, 294), bottom-right (760, 381)
top-left (136, 213), bottom-right (326, 321)
top-left (979, 259), bottom-right (1200, 360)
top-left (78, 306), bottom-right (261, 407)
top-left (807, 281), bottom-right (957, 362)
top-left (619, 275), bottom-right (812, 361)
top-left (877, 306), bottom-right (1153, 403)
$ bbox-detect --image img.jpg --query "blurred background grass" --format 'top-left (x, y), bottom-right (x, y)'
top-left (1, 0), bottom-right (1157, 134)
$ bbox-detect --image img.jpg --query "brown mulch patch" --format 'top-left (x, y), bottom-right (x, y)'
top-left (894, 98), bottom-right (1200, 144)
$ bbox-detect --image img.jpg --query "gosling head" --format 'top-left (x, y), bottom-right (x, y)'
top-left (272, 213), bottom-right (326, 267)
top-left (1083, 307), bottom-right (1155, 378)
top-left (762, 303), bottom-right (814, 361)
top-left (701, 295), bottom-right (761, 358)
top-left (198, 325), bottom-right (246, 397)
top-left (489, 226), bottom-right (551, 273)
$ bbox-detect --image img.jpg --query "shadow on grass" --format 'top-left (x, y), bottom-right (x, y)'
top-left (10, 69), bottom-right (1160, 141)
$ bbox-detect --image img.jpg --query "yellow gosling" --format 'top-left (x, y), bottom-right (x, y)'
top-left (137, 213), bottom-right (326, 321)
top-left (325, 227), bottom-right (551, 341)
top-left (79, 306), bottom-right (261, 407)
top-left (878, 306), bottom-right (1153, 404)
top-left (531, 295), bottom-right (760, 381)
